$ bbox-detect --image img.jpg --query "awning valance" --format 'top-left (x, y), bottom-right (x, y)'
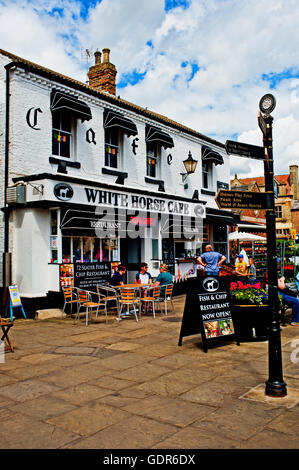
top-left (202, 145), bottom-right (224, 166)
top-left (50, 90), bottom-right (92, 122)
top-left (60, 209), bottom-right (119, 236)
top-left (145, 124), bottom-right (174, 149)
top-left (104, 109), bottom-right (137, 137)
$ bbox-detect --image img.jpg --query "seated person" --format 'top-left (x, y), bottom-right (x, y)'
top-left (278, 277), bottom-right (299, 325)
top-left (235, 254), bottom-right (248, 277)
top-left (154, 264), bottom-right (173, 297)
top-left (110, 265), bottom-right (126, 286)
top-left (135, 263), bottom-right (152, 284)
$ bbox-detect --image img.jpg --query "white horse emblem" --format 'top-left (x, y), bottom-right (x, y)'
top-left (203, 277), bottom-right (219, 292)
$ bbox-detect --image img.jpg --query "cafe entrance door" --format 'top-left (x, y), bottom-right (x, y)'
top-left (120, 238), bottom-right (142, 283)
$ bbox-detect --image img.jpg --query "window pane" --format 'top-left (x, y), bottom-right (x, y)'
top-left (61, 110), bottom-right (72, 132)
top-left (62, 237), bottom-right (71, 263)
top-left (93, 238), bottom-right (101, 261)
top-left (152, 239), bottom-right (159, 259)
top-left (105, 145), bottom-right (118, 168)
top-left (73, 237), bottom-right (82, 262)
top-left (102, 238), bottom-right (110, 261)
top-left (105, 128), bottom-right (118, 146)
top-left (146, 143), bottom-right (157, 177)
top-left (110, 238), bottom-right (119, 261)
top-left (50, 210), bottom-right (58, 235)
top-left (83, 237), bottom-right (91, 262)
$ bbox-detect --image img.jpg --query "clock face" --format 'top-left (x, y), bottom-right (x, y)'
top-left (259, 94), bottom-right (276, 114)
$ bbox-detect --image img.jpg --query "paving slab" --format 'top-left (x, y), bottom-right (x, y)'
top-left (64, 415), bottom-right (179, 449)
top-left (46, 401), bottom-right (130, 436)
top-left (1, 297), bottom-right (299, 451)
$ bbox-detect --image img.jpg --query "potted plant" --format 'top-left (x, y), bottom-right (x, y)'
top-left (230, 281), bottom-right (270, 341)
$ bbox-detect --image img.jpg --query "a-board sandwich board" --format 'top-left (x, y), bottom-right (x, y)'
top-left (178, 276), bottom-right (237, 353)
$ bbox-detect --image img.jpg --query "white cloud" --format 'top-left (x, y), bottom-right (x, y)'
top-left (0, 0), bottom-right (299, 179)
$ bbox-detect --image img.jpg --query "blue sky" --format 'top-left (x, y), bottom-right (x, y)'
top-left (1, 0), bottom-right (299, 177)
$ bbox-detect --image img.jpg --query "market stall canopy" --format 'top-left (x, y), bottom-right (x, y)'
top-left (229, 231), bottom-right (266, 241)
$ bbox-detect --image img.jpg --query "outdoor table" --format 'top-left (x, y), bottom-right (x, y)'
top-left (0, 319), bottom-right (14, 352)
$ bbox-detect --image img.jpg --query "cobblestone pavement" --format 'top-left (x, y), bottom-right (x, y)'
top-left (0, 295), bottom-right (298, 450)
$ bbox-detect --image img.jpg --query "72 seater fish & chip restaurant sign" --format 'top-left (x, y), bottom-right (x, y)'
top-left (178, 276), bottom-right (236, 352)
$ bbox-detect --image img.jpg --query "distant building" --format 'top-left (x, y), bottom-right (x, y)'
top-left (231, 165), bottom-right (299, 239)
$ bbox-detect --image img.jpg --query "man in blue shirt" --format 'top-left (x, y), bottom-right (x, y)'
top-left (197, 244), bottom-right (226, 276)
top-left (110, 265), bottom-right (126, 286)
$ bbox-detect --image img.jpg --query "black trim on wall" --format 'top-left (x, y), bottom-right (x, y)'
top-left (49, 157), bottom-right (81, 174)
top-left (144, 177), bottom-right (165, 192)
top-left (12, 172), bottom-right (207, 204)
top-left (201, 189), bottom-right (216, 196)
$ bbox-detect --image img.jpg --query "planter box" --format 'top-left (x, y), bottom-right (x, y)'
top-left (231, 304), bottom-right (270, 342)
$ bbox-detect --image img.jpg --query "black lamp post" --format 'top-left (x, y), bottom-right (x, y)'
top-left (258, 94), bottom-right (287, 397)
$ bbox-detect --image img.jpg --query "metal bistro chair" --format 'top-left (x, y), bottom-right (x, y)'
top-left (75, 290), bottom-right (104, 327)
top-left (97, 285), bottom-right (119, 323)
top-left (117, 287), bottom-right (140, 322)
top-left (160, 284), bottom-right (175, 315)
top-left (140, 285), bottom-right (161, 319)
top-left (61, 286), bottom-right (78, 319)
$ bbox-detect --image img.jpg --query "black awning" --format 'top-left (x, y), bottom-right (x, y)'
top-left (51, 90), bottom-right (92, 122)
top-left (104, 109), bottom-right (137, 137)
top-left (60, 209), bottom-right (121, 236)
top-left (161, 215), bottom-right (200, 239)
top-left (202, 145), bottom-right (224, 165)
top-left (145, 124), bottom-right (174, 149)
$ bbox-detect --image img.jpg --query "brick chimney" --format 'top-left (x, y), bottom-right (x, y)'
top-left (88, 48), bottom-right (117, 95)
top-left (290, 164), bottom-right (299, 199)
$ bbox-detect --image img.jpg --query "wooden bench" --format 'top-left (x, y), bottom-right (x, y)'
top-left (0, 318), bottom-right (14, 353)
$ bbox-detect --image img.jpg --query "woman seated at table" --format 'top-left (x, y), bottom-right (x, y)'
top-left (135, 263), bottom-right (152, 284)
top-left (110, 265), bottom-right (126, 286)
top-left (154, 264), bottom-right (173, 296)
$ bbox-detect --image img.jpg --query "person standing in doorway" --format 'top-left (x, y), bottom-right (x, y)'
top-left (197, 245), bottom-right (226, 276)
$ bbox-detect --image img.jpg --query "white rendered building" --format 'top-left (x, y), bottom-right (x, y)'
top-left (0, 47), bottom-right (236, 315)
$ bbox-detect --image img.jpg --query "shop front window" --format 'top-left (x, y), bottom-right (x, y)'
top-left (83, 237), bottom-right (92, 262)
top-left (70, 236), bottom-right (119, 263)
top-left (62, 236), bottom-right (72, 263)
top-left (73, 237), bottom-right (82, 262)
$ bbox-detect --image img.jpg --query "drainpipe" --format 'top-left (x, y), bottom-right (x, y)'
top-left (2, 61), bottom-right (18, 295)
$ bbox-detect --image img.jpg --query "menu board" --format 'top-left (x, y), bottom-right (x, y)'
top-left (162, 239), bottom-right (175, 275)
top-left (73, 262), bottom-right (111, 292)
top-left (60, 264), bottom-right (74, 288)
top-left (178, 276), bottom-right (235, 352)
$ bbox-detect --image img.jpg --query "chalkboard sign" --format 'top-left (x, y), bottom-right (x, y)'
top-left (178, 276), bottom-right (236, 352)
top-left (74, 262), bottom-right (111, 292)
top-left (162, 239), bottom-right (175, 275)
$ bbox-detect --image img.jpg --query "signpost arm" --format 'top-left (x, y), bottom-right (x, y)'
top-left (263, 115), bottom-right (287, 397)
